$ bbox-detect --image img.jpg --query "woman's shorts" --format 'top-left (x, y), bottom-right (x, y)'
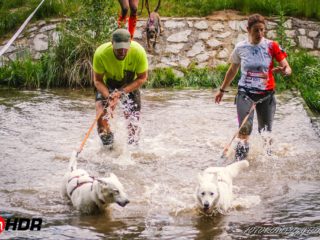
top-left (236, 90), bottom-right (276, 135)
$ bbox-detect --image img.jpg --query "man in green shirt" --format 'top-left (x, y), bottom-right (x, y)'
top-left (93, 28), bottom-right (148, 147)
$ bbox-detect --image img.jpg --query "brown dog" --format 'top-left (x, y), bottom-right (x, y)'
top-left (144, 0), bottom-right (163, 51)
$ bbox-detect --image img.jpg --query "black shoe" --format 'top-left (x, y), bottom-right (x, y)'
top-left (235, 142), bottom-right (249, 161)
top-left (100, 132), bottom-right (114, 146)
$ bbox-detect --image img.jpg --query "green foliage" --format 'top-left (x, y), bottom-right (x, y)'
top-left (47, 0), bottom-right (117, 87)
top-left (288, 51), bottom-right (320, 112)
top-left (146, 68), bottom-right (181, 88)
top-left (146, 64), bottom-right (230, 89)
top-left (0, 55), bottom-right (42, 88)
top-left (0, 0), bottom-right (117, 88)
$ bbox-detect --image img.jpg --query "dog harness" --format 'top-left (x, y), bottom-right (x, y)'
top-left (68, 175), bottom-right (95, 196)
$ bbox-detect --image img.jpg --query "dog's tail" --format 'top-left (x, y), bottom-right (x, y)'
top-left (227, 160), bottom-right (249, 179)
top-left (68, 151), bottom-right (78, 172)
top-left (154, 0), bottom-right (161, 12)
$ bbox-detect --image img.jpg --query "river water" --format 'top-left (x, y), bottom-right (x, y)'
top-left (0, 88), bottom-right (319, 239)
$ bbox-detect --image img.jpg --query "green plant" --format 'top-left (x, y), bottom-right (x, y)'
top-left (49, 0), bottom-right (117, 87)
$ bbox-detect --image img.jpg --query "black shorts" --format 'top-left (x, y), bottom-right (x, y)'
top-left (95, 89), bottom-right (141, 112)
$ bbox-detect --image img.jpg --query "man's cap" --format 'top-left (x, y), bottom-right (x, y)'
top-left (112, 29), bottom-right (131, 49)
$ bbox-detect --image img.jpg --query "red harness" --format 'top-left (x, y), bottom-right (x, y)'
top-left (68, 175), bottom-right (95, 196)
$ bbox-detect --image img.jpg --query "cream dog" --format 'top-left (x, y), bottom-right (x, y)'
top-left (61, 152), bottom-right (129, 214)
top-left (196, 160), bottom-right (249, 215)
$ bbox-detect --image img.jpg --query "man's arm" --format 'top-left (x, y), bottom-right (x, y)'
top-left (93, 71), bottom-right (110, 98)
top-left (121, 71), bottom-right (148, 94)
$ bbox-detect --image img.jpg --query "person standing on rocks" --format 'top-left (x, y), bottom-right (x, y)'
top-left (215, 13), bottom-right (292, 160)
top-left (118, 0), bottom-right (139, 39)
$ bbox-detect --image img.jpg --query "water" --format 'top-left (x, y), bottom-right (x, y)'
top-left (0, 88), bottom-right (319, 239)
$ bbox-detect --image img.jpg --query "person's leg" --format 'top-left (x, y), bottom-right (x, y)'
top-left (235, 92), bottom-right (255, 160)
top-left (128, 0), bottom-right (139, 38)
top-left (122, 90), bottom-right (141, 145)
top-left (256, 94), bottom-right (276, 154)
top-left (96, 91), bottom-right (114, 146)
top-left (118, 0), bottom-right (129, 28)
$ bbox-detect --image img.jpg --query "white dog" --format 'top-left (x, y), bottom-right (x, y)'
top-left (61, 152), bottom-right (129, 214)
top-left (196, 160), bottom-right (249, 215)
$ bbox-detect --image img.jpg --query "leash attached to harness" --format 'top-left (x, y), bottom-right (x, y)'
top-left (220, 92), bottom-right (273, 158)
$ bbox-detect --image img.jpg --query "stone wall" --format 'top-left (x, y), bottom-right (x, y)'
top-left (1, 14), bottom-right (320, 69)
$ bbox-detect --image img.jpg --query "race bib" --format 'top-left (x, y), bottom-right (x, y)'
top-left (244, 71), bottom-right (268, 90)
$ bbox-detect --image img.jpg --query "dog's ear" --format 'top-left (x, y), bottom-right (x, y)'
top-left (97, 179), bottom-right (108, 186)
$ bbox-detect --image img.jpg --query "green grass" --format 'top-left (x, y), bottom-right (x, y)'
top-left (1, 0), bottom-right (320, 38)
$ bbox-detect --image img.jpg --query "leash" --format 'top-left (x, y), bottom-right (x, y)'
top-left (75, 99), bottom-right (113, 158)
top-left (220, 92), bottom-right (273, 158)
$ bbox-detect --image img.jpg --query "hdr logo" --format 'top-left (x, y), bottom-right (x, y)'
top-left (0, 216), bottom-right (42, 234)
top-left (0, 216), bottom-right (5, 234)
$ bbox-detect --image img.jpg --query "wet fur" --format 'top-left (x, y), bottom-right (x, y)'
top-left (61, 151), bottom-right (129, 214)
top-left (196, 160), bottom-right (249, 215)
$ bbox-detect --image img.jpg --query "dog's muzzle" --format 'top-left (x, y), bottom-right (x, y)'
top-left (117, 199), bottom-right (130, 207)
top-left (203, 201), bottom-right (211, 212)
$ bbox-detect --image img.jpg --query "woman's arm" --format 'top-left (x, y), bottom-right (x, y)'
top-left (272, 58), bottom-right (292, 76)
top-left (215, 63), bottom-right (240, 104)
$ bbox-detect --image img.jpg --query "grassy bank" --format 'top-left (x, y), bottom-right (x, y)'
top-left (1, 0), bottom-right (320, 38)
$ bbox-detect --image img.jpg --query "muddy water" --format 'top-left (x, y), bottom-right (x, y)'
top-left (0, 88), bottom-right (319, 239)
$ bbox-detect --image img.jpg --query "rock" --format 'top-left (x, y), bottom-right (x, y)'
top-left (39, 24), bottom-right (57, 33)
top-left (298, 28), bottom-right (306, 35)
top-left (212, 23), bottom-right (225, 31)
top-left (134, 29), bottom-right (143, 40)
top-left (217, 48), bottom-right (229, 59)
top-left (266, 21), bottom-right (277, 30)
top-left (216, 31), bottom-right (231, 39)
top-left (160, 56), bottom-right (179, 66)
top-left (179, 58), bottom-right (190, 68)
top-left (285, 30), bottom-right (295, 38)
top-left (51, 31), bottom-right (60, 45)
top-left (187, 21), bottom-right (193, 27)
top-left (308, 31), bottom-right (319, 38)
top-left (165, 43), bottom-right (185, 54)
top-left (164, 20), bottom-right (186, 29)
top-left (298, 36), bottom-right (314, 49)
top-left (207, 38), bottom-right (223, 48)
top-left (187, 41), bottom-right (205, 57)
top-left (167, 30), bottom-right (192, 43)
top-left (27, 27), bottom-right (38, 33)
top-left (284, 19), bottom-right (292, 29)
top-left (136, 21), bottom-right (146, 28)
top-left (233, 33), bottom-right (247, 45)
top-left (33, 33), bottom-right (48, 51)
top-left (194, 21), bottom-right (208, 30)
top-left (229, 20), bottom-right (247, 32)
top-left (196, 52), bottom-right (210, 62)
top-left (199, 32), bottom-right (211, 40)
top-left (173, 69), bottom-right (184, 78)
top-left (267, 30), bottom-right (277, 39)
